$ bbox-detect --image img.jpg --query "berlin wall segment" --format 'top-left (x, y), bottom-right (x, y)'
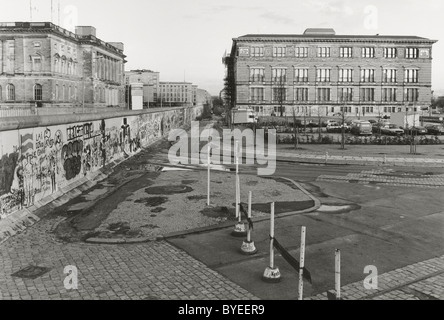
top-left (0, 106), bottom-right (202, 219)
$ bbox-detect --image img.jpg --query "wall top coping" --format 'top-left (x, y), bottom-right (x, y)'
top-left (0, 107), bottom-right (190, 132)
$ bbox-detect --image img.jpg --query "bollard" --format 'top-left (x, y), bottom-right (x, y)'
top-left (263, 202), bottom-right (281, 283)
top-left (298, 226), bottom-right (306, 300)
top-left (232, 141), bottom-right (246, 237)
top-left (335, 249), bottom-right (341, 300)
top-left (241, 191), bottom-right (257, 255)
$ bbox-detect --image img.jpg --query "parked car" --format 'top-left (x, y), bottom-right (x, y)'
top-left (425, 124), bottom-right (444, 135)
top-left (372, 123), bottom-right (384, 134)
top-left (381, 124), bottom-right (404, 136)
top-left (404, 126), bottom-right (428, 135)
top-left (368, 119), bottom-right (377, 124)
top-left (326, 121), bottom-right (342, 133)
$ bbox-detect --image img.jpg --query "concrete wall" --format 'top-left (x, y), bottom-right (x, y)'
top-left (0, 106), bottom-right (202, 218)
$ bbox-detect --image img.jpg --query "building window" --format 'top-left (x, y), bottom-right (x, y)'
top-left (273, 47), bottom-right (286, 57)
top-left (55, 84), bottom-right (59, 100)
top-left (405, 69), bottom-right (418, 83)
top-left (250, 87), bottom-right (264, 101)
top-left (405, 48), bottom-right (419, 59)
top-left (32, 56), bottom-right (42, 72)
top-left (7, 84), bottom-right (15, 101)
top-left (384, 48), bottom-right (397, 58)
top-left (338, 88), bottom-right (353, 102)
top-left (295, 88), bottom-right (309, 101)
top-left (405, 88), bottom-right (419, 102)
top-left (251, 47), bottom-right (264, 57)
top-left (317, 47), bottom-right (330, 58)
top-left (338, 69), bottom-right (353, 82)
top-left (317, 88), bottom-right (331, 102)
top-left (340, 47), bottom-right (353, 58)
top-left (360, 88), bottom-right (375, 102)
top-left (382, 88), bottom-right (397, 102)
top-left (63, 85), bottom-right (66, 101)
top-left (360, 69), bottom-right (375, 82)
top-left (249, 68), bottom-right (265, 82)
top-left (34, 84), bottom-right (43, 101)
top-left (295, 47), bottom-right (308, 58)
top-left (362, 47), bottom-right (375, 58)
top-left (341, 106), bottom-right (352, 113)
top-left (382, 69), bottom-right (397, 83)
top-left (316, 69), bottom-right (331, 82)
top-left (294, 68), bottom-right (308, 82)
top-left (272, 87), bottom-right (287, 102)
top-left (272, 68), bottom-right (287, 83)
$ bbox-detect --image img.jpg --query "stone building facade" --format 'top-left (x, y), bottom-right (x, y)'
top-left (0, 22), bottom-right (126, 113)
top-left (125, 69), bottom-right (160, 108)
top-left (224, 28), bottom-right (437, 118)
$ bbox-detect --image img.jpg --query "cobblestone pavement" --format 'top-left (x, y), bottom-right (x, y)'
top-left (0, 216), bottom-right (258, 300)
top-left (307, 255), bottom-right (444, 300)
top-left (317, 169), bottom-right (444, 188)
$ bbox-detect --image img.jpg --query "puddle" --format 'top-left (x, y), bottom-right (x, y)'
top-left (145, 185), bottom-right (193, 195)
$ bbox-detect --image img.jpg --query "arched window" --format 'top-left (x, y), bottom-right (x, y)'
top-left (7, 84), bottom-right (15, 101)
top-left (34, 84), bottom-right (42, 101)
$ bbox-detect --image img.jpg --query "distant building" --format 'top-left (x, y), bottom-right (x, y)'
top-left (223, 28), bottom-right (437, 118)
top-left (0, 22), bottom-right (126, 113)
top-left (159, 81), bottom-right (193, 107)
top-left (125, 69), bottom-right (160, 108)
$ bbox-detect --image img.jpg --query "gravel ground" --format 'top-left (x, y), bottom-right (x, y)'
top-left (94, 169), bottom-right (311, 239)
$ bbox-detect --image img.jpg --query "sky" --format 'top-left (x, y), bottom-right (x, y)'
top-left (1, 0), bottom-right (443, 96)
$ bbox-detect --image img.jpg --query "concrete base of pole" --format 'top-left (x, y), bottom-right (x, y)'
top-left (240, 240), bottom-right (258, 255)
top-left (262, 267), bottom-right (281, 283)
top-left (231, 222), bottom-right (247, 237)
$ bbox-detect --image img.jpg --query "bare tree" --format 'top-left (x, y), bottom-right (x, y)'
top-left (292, 107), bottom-right (299, 150)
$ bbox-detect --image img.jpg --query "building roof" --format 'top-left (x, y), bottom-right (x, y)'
top-left (236, 33), bottom-right (436, 42)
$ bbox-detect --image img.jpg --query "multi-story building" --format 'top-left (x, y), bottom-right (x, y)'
top-left (0, 22), bottom-right (126, 113)
top-left (223, 28), bottom-right (437, 118)
top-left (196, 88), bottom-right (212, 107)
top-left (159, 81), bottom-right (193, 107)
top-left (125, 69), bottom-right (160, 108)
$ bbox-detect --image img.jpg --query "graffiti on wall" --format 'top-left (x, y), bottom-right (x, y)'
top-left (0, 108), bottom-right (195, 218)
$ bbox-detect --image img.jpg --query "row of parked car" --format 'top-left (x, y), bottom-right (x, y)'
top-left (325, 119), bottom-right (444, 136)
top-left (370, 120), bottom-right (444, 136)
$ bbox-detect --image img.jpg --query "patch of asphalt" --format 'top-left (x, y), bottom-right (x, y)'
top-left (84, 176), bottom-right (321, 244)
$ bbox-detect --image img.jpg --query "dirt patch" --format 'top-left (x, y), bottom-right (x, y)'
top-left (152, 207), bottom-right (166, 213)
top-left (145, 185), bottom-right (193, 195)
top-left (200, 206), bottom-right (236, 219)
top-left (246, 181), bottom-right (258, 186)
top-left (107, 222), bottom-right (131, 234)
top-left (249, 200), bottom-right (315, 214)
top-left (134, 196), bottom-right (168, 207)
top-left (187, 195), bottom-right (208, 201)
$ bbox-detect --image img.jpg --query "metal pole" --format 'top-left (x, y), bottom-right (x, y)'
top-left (298, 226), bottom-right (306, 300)
top-left (247, 191), bottom-right (252, 242)
top-left (207, 145), bottom-right (210, 206)
top-left (270, 202), bottom-right (275, 269)
top-left (235, 140), bottom-right (239, 219)
top-left (335, 249), bottom-right (341, 300)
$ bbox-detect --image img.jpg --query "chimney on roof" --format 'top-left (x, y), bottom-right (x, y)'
top-left (75, 26), bottom-right (96, 37)
top-left (303, 28), bottom-right (336, 35)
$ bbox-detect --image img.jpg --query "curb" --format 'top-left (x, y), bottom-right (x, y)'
top-left (84, 176), bottom-right (322, 244)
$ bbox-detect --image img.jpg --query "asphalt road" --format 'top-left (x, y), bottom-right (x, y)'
top-left (169, 162), bottom-right (444, 299)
